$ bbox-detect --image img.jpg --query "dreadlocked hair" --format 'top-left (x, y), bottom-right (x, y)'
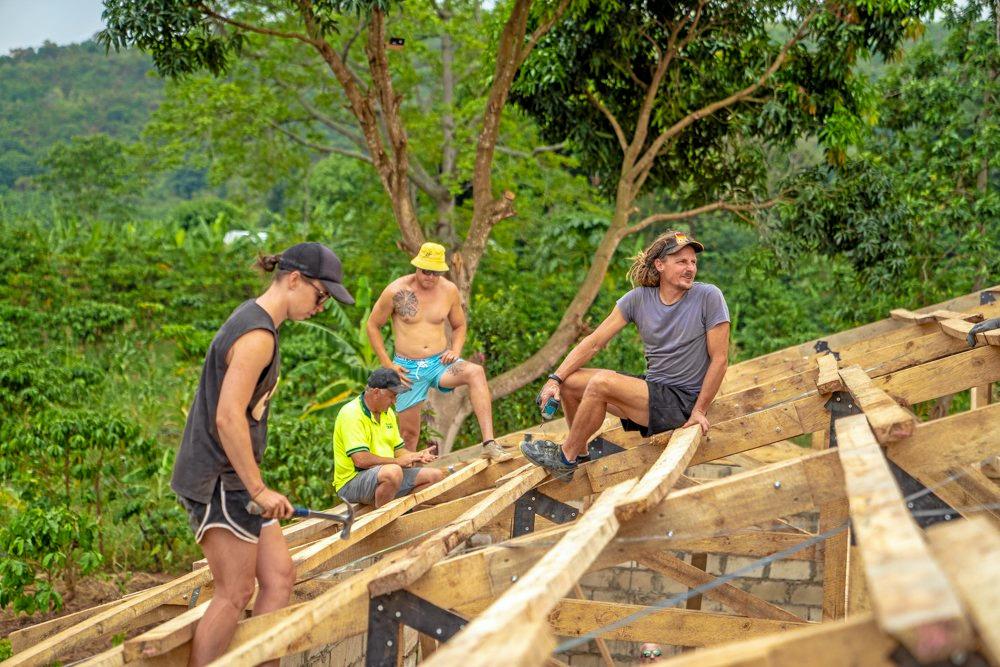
top-left (627, 230), bottom-right (682, 287)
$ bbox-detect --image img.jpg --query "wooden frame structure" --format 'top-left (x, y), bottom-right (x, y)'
top-left (4, 286), bottom-right (1000, 666)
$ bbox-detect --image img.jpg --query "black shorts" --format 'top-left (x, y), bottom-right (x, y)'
top-left (177, 478), bottom-right (276, 544)
top-left (618, 373), bottom-right (698, 437)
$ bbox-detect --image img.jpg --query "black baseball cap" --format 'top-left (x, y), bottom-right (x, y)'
top-left (278, 242), bottom-right (354, 305)
top-left (367, 368), bottom-right (408, 394)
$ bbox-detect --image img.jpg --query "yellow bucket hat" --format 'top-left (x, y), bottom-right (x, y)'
top-left (410, 242), bottom-right (449, 272)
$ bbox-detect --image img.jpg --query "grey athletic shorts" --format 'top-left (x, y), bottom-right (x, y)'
top-left (177, 478), bottom-right (277, 544)
top-left (338, 465), bottom-right (421, 505)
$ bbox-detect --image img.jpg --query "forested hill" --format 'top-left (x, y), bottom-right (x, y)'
top-left (0, 40), bottom-right (161, 190)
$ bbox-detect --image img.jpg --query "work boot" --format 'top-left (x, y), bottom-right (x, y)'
top-left (520, 438), bottom-right (577, 481)
top-left (482, 439), bottom-right (513, 462)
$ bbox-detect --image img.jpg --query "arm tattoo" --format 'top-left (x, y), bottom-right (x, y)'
top-left (393, 290), bottom-right (418, 318)
top-left (445, 360), bottom-right (466, 376)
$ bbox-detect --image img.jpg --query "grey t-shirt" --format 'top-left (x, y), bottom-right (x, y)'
top-left (170, 300), bottom-right (280, 503)
top-left (616, 282), bottom-right (730, 393)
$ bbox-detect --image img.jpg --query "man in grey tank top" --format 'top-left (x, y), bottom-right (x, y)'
top-left (522, 230), bottom-right (730, 479)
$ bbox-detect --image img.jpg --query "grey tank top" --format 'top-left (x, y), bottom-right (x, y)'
top-left (170, 300), bottom-right (280, 503)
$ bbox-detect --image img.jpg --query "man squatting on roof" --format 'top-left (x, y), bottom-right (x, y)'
top-left (521, 230), bottom-right (730, 477)
top-left (332, 368), bottom-right (444, 508)
top-left (366, 242), bottom-right (496, 453)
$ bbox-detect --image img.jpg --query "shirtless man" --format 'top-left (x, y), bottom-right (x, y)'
top-left (366, 242), bottom-right (496, 452)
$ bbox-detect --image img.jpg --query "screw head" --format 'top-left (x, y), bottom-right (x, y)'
top-left (395, 611), bottom-right (402, 618)
top-left (667, 530), bottom-right (674, 538)
top-left (944, 514), bottom-right (952, 521)
top-left (447, 465), bottom-right (455, 473)
top-left (774, 481), bottom-right (782, 489)
top-left (436, 628), bottom-right (443, 636)
top-left (387, 640), bottom-right (394, 647)
top-left (907, 502), bottom-right (914, 509)
top-left (377, 604), bottom-right (384, 612)
top-left (511, 575), bottom-right (518, 582)
top-left (527, 506), bottom-right (533, 511)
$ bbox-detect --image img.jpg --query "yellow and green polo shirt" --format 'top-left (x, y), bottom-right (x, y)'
top-left (333, 394), bottom-right (405, 491)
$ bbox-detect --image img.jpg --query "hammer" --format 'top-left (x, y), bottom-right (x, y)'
top-left (246, 500), bottom-right (356, 540)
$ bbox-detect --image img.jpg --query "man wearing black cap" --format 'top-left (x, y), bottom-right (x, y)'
top-left (333, 368), bottom-right (444, 507)
top-left (522, 230), bottom-right (730, 479)
top-left (170, 241), bottom-right (353, 666)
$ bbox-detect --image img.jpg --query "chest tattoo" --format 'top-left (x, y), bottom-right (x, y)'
top-left (393, 290), bottom-right (419, 318)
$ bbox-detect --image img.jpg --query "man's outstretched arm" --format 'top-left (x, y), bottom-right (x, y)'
top-left (684, 322), bottom-right (730, 434)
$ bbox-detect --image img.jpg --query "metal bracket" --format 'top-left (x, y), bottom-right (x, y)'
top-left (889, 460), bottom-right (957, 530)
top-left (824, 392), bottom-right (956, 529)
top-left (814, 340), bottom-right (841, 360)
top-left (825, 391), bottom-right (862, 448)
top-left (512, 490), bottom-right (579, 537)
top-left (981, 290), bottom-right (997, 305)
top-left (367, 590), bottom-right (467, 666)
top-left (581, 437), bottom-right (625, 463)
top-left (187, 585), bottom-right (201, 609)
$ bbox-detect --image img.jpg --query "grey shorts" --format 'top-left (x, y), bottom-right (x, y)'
top-left (618, 373), bottom-right (698, 437)
top-left (177, 478), bottom-right (277, 544)
top-left (338, 465), bottom-right (422, 505)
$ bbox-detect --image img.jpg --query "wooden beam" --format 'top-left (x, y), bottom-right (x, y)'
top-left (815, 353), bottom-right (843, 393)
top-left (570, 584), bottom-right (615, 667)
top-left (835, 414), bottom-right (972, 661)
top-left (422, 481), bottom-right (637, 667)
top-left (940, 318), bottom-right (1000, 346)
top-left (926, 516), bottom-right (1000, 665)
top-left (616, 425), bottom-right (701, 522)
top-left (819, 498), bottom-right (849, 621)
top-left (637, 552), bottom-right (801, 622)
top-left (847, 545), bottom-right (870, 616)
top-left (368, 465), bottom-right (547, 596)
top-left (542, 599), bottom-right (805, 647)
top-left (891, 308), bottom-right (937, 324)
top-left (947, 465), bottom-right (1000, 529)
top-left (658, 614), bottom-right (896, 667)
top-left (838, 365), bottom-right (917, 444)
top-left (930, 309), bottom-right (984, 323)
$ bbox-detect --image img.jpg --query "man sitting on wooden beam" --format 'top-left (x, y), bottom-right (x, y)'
top-left (333, 368), bottom-right (444, 507)
top-left (522, 230), bottom-right (730, 479)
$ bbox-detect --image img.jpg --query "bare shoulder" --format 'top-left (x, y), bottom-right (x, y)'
top-left (227, 328), bottom-right (275, 368)
top-left (383, 275), bottom-right (412, 295)
top-left (440, 278), bottom-right (460, 301)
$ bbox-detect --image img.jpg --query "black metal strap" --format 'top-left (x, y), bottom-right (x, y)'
top-left (981, 290), bottom-right (997, 305)
top-left (825, 391), bottom-right (862, 448)
top-left (513, 490), bottom-right (579, 537)
top-left (814, 340), bottom-right (841, 360)
top-left (367, 590), bottom-right (467, 666)
top-left (585, 437), bottom-right (625, 461)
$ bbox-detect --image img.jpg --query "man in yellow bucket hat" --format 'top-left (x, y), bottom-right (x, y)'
top-left (366, 242), bottom-right (497, 453)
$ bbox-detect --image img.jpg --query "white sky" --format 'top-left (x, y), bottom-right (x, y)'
top-left (0, 0), bottom-right (106, 55)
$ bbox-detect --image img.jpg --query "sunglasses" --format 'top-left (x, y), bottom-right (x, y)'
top-left (642, 648), bottom-right (662, 658)
top-left (418, 268), bottom-right (445, 277)
top-left (305, 279), bottom-right (330, 306)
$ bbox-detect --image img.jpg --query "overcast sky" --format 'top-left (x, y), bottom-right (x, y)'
top-left (0, 0), bottom-right (106, 55)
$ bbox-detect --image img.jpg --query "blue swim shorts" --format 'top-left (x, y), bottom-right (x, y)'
top-left (393, 351), bottom-right (461, 412)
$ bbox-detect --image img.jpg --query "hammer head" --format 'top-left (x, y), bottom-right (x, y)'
top-left (339, 502), bottom-right (356, 540)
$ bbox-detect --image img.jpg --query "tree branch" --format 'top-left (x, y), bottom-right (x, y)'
top-left (198, 3), bottom-right (316, 46)
top-left (624, 195), bottom-right (786, 236)
top-left (268, 121), bottom-right (372, 163)
top-left (515, 0), bottom-right (572, 70)
top-left (585, 89), bottom-right (628, 153)
top-left (630, 6), bottom-right (818, 182)
top-left (496, 141), bottom-right (568, 158)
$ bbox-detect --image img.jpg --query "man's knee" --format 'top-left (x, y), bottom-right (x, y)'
top-left (218, 575), bottom-right (256, 610)
top-left (378, 464), bottom-right (404, 487)
top-left (584, 370), bottom-right (620, 398)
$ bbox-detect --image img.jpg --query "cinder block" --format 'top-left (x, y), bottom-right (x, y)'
top-left (749, 580), bottom-right (790, 604)
top-left (770, 561), bottom-right (812, 581)
top-left (783, 603), bottom-right (812, 620)
top-left (726, 556), bottom-right (767, 577)
top-left (706, 553), bottom-right (726, 575)
top-left (790, 584), bottom-right (824, 606)
top-left (579, 568), bottom-right (616, 589)
top-left (808, 606), bottom-right (823, 622)
top-left (592, 588), bottom-right (626, 603)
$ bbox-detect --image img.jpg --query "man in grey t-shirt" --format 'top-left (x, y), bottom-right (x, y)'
top-left (522, 230), bottom-right (730, 478)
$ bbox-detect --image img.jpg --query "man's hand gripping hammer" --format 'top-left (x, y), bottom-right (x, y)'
top-left (246, 500), bottom-right (356, 540)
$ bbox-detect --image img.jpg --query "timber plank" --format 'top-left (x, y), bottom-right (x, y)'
top-left (659, 614), bottom-right (895, 667)
top-left (422, 481), bottom-right (637, 667)
top-left (616, 425), bottom-right (701, 521)
top-left (544, 599), bottom-right (804, 647)
top-left (926, 516), bottom-right (1000, 665)
top-left (890, 308), bottom-right (937, 324)
top-left (367, 464), bottom-right (547, 596)
top-left (940, 318), bottom-right (1000, 346)
top-left (815, 353), bottom-right (843, 393)
top-left (839, 365), bottom-right (917, 443)
top-left (835, 414), bottom-right (972, 661)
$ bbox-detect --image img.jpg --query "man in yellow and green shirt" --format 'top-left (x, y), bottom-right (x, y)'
top-left (333, 368), bottom-right (442, 507)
